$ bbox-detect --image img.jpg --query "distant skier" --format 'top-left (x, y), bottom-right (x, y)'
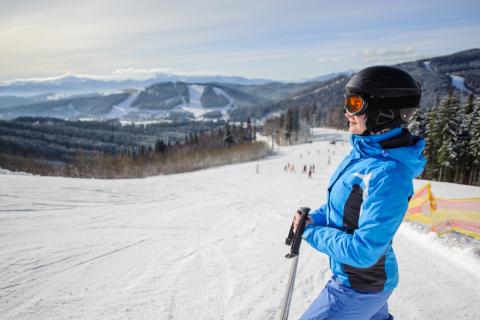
top-left (308, 167), bottom-right (312, 178)
top-left (292, 66), bottom-right (426, 320)
top-left (303, 165), bottom-right (307, 173)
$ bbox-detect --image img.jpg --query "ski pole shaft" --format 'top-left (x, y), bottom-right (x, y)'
top-left (280, 207), bottom-right (310, 320)
top-left (280, 254), bottom-right (299, 320)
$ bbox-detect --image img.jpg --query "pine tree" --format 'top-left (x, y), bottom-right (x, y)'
top-left (139, 145), bottom-right (147, 157)
top-left (223, 122), bottom-right (234, 146)
top-left (408, 108), bottom-right (426, 137)
top-left (423, 109), bottom-right (439, 179)
top-left (155, 139), bottom-right (167, 154)
top-left (436, 91), bottom-right (460, 182)
top-left (455, 94), bottom-right (474, 183)
top-left (292, 108), bottom-right (300, 142)
top-left (284, 108), bottom-right (295, 145)
top-left (278, 113), bottom-right (286, 144)
top-left (468, 97), bottom-right (480, 185)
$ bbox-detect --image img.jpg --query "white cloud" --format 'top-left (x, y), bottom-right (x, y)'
top-left (351, 47), bottom-right (417, 63)
top-left (316, 57), bottom-right (341, 63)
top-left (111, 68), bottom-right (225, 78)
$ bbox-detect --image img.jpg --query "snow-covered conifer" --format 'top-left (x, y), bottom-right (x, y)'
top-left (408, 108), bottom-right (426, 137)
top-left (468, 97), bottom-right (480, 185)
top-left (436, 91), bottom-right (460, 181)
top-left (454, 94), bottom-right (474, 183)
top-left (424, 108), bottom-right (440, 179)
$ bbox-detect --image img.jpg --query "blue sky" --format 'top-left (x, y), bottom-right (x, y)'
top-left (1, 0), bottom-right (479, 82)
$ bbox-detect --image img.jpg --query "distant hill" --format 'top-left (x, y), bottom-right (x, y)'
top-left (0, 80), bottom-right (319, 121)
top-left (0, 48), bottom-right (478, 121)
top-left (256, 48), bottom-right (480, 122)
top-left (0, 74), bottom-right (275, 97)
top-left (396, 48), bottom-right (480, 107)
top-left (0, 94), bottom-right (55, 109)
top-left (0, 93), bottom-right (130, 120)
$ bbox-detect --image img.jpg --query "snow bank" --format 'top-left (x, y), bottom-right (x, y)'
top-left (399, 222), bottom-right (480, 276)
top-left (0, 168), bottom-right (33, 176)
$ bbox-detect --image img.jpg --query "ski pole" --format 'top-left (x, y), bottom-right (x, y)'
top-left (280, 207), bottom-right (310, 320)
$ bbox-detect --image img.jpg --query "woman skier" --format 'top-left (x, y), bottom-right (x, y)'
top-left (293, 66), bottom-right (426, 320)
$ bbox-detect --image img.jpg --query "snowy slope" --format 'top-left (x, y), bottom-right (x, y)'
top-left (0, 131), bottom-right (479, 319)
top-left (212, 87), bottom-right (236, 120)
top-left (424, 61), bottom-right (433, 72)
top-left (105, 91), bottom-right (141, 119)
top-left (449, 74), bottom-right (471, 93)
top-left (174, 85), bottom-right (234, 120)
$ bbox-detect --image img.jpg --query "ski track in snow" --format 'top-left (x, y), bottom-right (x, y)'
top-left (0, 131), bottom-right (479, 319)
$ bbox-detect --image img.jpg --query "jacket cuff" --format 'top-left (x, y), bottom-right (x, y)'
top-left (302, 224), bottom-right (315, 239)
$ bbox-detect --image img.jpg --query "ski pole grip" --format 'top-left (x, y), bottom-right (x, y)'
top-left (285, 207), bottom-right (310, 258)
top-left (285, 220), bottom-right (295, 246)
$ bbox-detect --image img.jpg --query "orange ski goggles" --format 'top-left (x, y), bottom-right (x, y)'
top-left (344, 94), bottom-right (367, 115)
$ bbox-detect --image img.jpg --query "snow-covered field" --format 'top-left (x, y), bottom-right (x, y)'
top-left (1, 131), bottom-right (479, 319)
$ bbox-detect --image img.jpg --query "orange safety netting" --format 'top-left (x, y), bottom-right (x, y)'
top-left (405, 183), bottom-right (480, 240)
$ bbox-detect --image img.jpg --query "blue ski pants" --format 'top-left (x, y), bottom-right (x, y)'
top-left (299, 277), bottom-right (394, 320)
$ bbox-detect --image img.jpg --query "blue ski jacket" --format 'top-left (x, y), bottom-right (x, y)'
top-left (303, 127), bottom-right (426, 292)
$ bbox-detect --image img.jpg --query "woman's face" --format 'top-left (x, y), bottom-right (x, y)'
top-left (345, 112), bottom-right (368, 135)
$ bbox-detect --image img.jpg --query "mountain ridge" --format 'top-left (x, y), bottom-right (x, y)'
top-left (0, 48), bottom-right (478, 121)
top-left (0, 73), bottom-right (278, 96)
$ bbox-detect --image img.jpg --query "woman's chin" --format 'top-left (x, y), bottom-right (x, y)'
top-left (349, 127), bottom-right (364, 135)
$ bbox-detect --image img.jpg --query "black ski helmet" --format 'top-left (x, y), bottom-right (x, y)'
top-left (345, 66), bottom-right (421, 133)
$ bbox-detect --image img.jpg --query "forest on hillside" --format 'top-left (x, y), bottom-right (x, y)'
top-left (0, 117), bottom-right (267, 178)
top-left (409, 93), bottom-right (480, 186)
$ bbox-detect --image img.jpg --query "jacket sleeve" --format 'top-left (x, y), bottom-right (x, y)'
top-left (309, 204), bottom-right (327, 226)
top-left (303, 162), bottom-right (412, 268)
